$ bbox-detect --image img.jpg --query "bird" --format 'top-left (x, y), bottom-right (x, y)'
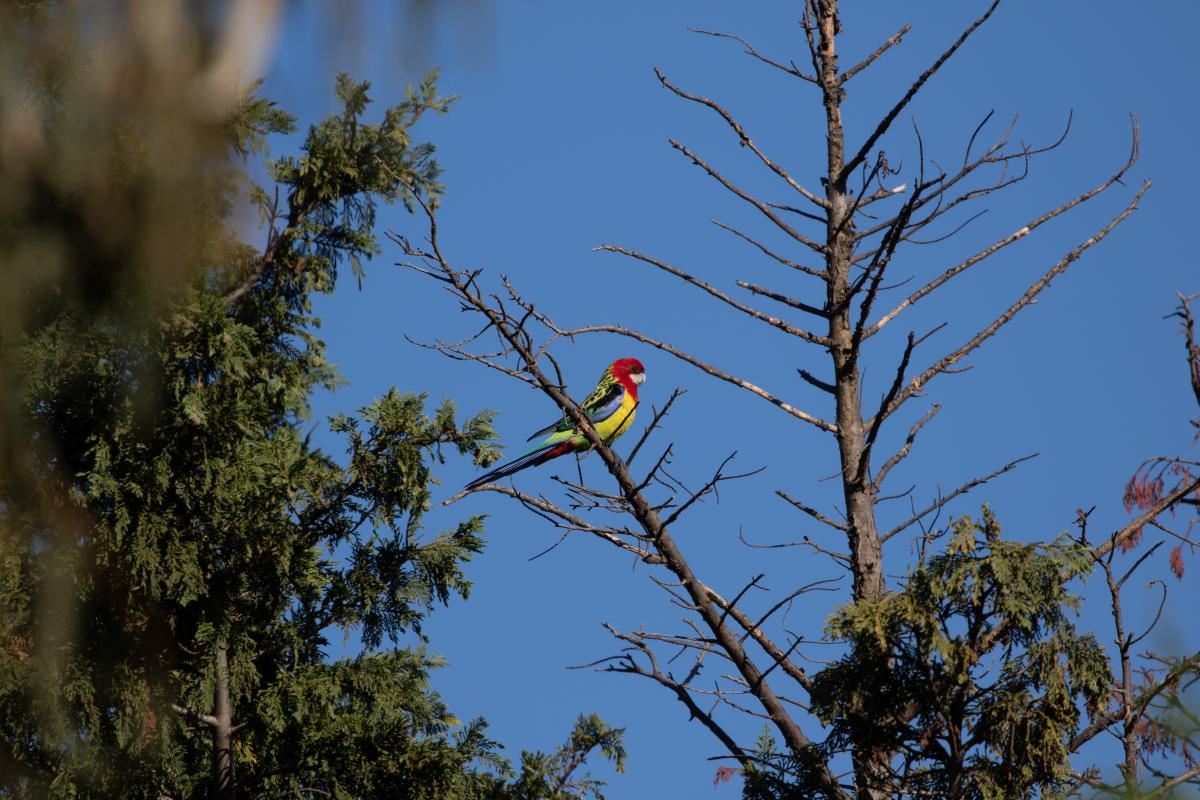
top-left (465, 357), bottom-right (646, 490)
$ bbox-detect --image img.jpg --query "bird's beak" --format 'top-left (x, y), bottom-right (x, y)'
top-left (633, 372), bottom-right (646, 385)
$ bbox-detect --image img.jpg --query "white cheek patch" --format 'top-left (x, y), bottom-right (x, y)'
top-left (633, 372), bottom-right (646, 384)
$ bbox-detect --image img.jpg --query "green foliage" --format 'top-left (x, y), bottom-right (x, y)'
top-left (250, 649), bottom-right (510, 800)
top-left (264, 71), bottom-right (453, 291)
top-left (228, 82), bottom-right (299, 159)
top-left (1, 9), bottom-right (629, 799)
top-left (748, 508), bottom-right (1111, 800)
top-left (0, 18), bottom-right (537, 794)
top-left (490, 714), bottom-right (627, 800)
top-left (741, 728), bottom-right (830, 800)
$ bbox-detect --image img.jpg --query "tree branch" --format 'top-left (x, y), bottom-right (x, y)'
top-left (711, 219), bottom-right (827, 278)
top-left (657, 68), bottom-right (827, 208)
top-left (670, 139), bottom-right (827, 254)
top-left (881, 453), bottom-right (1037, 543)
top-left (777, 489), bottom-right (849, 532)
top-left (596, 244), bottom-right (831, 346)
top-left (873, 403), bottom-right (941, 491)
top-left (737, 281), bottom-right (829, 318)
top-left (172, 703), bottom-right (219, 728)
top-left (840, 24), bottom-right (912, 84)
top-left (1095, 476), bottom-right (1200, 559)
top-left (839, 0), bottom-right (1001, 184)
top-left (689, 28), bottom-right (820, 84)
top-left (882, 179), bottom-right (1150, 420)
top-left (864, 117), bottom-right (1139, 339)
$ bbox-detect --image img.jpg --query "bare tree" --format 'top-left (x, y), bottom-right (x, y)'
top-left (391, 2), bottom-right (1198, 797)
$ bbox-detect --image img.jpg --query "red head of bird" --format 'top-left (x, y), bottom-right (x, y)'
top-left (610, 358), bottom-right (646, 394)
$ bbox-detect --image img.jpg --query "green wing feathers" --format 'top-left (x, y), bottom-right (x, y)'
top-left (525, 367), bottom-right (620, 441)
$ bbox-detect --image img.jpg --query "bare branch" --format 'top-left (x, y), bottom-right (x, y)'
top-left (448, 484), bottom-right (663, 565)
top-left (394, 187), bottom-right (849, 799)
top-left (1145, 763), bottom-right (1200, 797)
top-left (662, 452), bottom-right (764, 528)
top-left (225, 187), bottom-right (294, 305)
top-left (596, 245), bottom-right (831, 346)
top-left (172, 703), bottom-right (218, 728)
top-left (864, 117), bottom-right (1139, 339)
top-left (777, 490), bottom-right (849, 533)
top-left (874, 403), bottom-right (941, 490)
top-left (689, 28), bottom-right (819, 84)
top-left (797, 368), bottom-right (837, 395)
top-left (705, 585), bottom-right (818, 693)
top-left (740, 528), bottom-right (852, 565)
top-left (859, 332), bottom-right (916, 478)
top-left (594, 623), bottom-right (750, 762)
top-left (839, 0), bottom-right (1002, 184)
top-left (964, 110), bottom-right (998, 168)
top-left (881, 453), bottom-right (1037, 543)
top-left (1168, 292), bottom-right (1200, 432)
top-left (711, 220), bottom-right (827, 279)
top-left (1114, 542), bottom-right (1162, 590)
top-left (883, 179), bottom-right (1150, 419)
top-left (769, 200), bottom-right (828, 224)
top-left (858, 111), bottom-right (1060, 228)
top-left (1127, 578), bottom-right (1167, 649)
top-left (747, 579), bottom-right (841, 644)
top-left (801, 1), bottom-right (822, 88)
top-left (905, 208), bottom-right (988, 246)
top-left (714, 573), bottom-right (767, 633)
top-left (1070, 650), bottom-right (1200, 751)
top-left (657, 68), bottom-right (828, 208)
top-left (737, 281), bottom-right (829, 318)
top-left (840, 24), bottom-right (912, 84)
top-left (670, 139), bottom-right (827, 254)
top-left (626, 388), bottom-right (684, 468)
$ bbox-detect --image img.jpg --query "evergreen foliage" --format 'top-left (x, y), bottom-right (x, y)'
top-left (499, 714), bottom-right (627, 800)
top-left (0, 7), bottom-right (626, 796)
top-left (744, 508), bottom-right (1113, 800)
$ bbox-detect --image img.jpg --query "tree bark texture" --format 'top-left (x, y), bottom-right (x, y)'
top-left (210, 643), bottom-right (235, 800)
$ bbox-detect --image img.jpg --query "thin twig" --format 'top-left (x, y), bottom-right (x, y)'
top-left (689, 28), bottom-right (819, 84)
top-left (882, 453), bottom-right (1037, 542)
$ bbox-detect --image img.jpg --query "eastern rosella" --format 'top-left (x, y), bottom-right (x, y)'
top-left (465, 358), bottom-right (646, 489)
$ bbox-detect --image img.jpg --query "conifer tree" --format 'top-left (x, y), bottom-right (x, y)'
top-left (0, 5), bottom-right (628, 798)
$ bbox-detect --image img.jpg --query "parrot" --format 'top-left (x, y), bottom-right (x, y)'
top-left (465, 357), bottom-right (646, 490)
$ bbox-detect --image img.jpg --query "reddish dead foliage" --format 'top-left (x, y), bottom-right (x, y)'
top-left (713, 766), bottom-right (738, 788)
top-left (1122, 463), bottom-right (1194, 575)
top-left (1123, 469), bottom-right (1165, 515)
top-left (1170, 544), bottom-right (1185, 580)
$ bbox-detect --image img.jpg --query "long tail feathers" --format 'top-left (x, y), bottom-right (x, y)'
top-left (465, 440), bottom-right (574, 490)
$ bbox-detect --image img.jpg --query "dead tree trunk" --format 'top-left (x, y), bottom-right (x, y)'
top-left (814, 2), bottom-right (885, 607)
top-left (815, 7), bottom-right (888, 794)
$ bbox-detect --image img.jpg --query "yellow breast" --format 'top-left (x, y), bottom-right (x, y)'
top-left (594, 393), bottom-right (637, 443)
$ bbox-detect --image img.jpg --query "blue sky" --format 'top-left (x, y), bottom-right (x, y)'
top-left (262, 2), bottom-right (1199, 794)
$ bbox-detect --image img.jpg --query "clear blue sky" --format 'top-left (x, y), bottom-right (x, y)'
top-left (263, 2), bottom-right (1199, 794)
